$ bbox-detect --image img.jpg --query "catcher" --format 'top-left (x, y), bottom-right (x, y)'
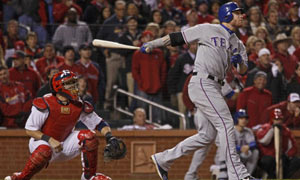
top-left (5, 70), bottom-right (126, 180)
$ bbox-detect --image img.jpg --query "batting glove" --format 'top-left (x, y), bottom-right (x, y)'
top-left (231, 54), bottom-right (242, 65)
top-left (140, 43), bottom-right (152, 53)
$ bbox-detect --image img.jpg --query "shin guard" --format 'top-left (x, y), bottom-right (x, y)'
top-left (18, 145), bottom-right (52, 180)
top-left (78, 130), bottom-right (99, 179)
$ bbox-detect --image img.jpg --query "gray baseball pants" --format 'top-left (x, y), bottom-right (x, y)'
top-left (153, 76), bottom-right (250, 180)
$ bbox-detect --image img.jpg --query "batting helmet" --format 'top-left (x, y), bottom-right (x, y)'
top-left (270, 108), bottom-right (284, 122)
top-left (233, 109), bottom-right (249, 125)
top-left (50, 70), bottom-right (79, 100)
top-left (218, 2), bottom-right (243, 23)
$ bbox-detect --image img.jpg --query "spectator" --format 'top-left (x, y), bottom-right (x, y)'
top-left (272, 33), bottom-right (298, 81)
top-left (242, 0), bottom-right (258, 13)
top-left (160, 0), bottom-right (185, 26)
top-left (9, 50), bottom-right (41, 97)
top-left (161, 20), bottom-right (180, 68)
top-left (233, 109), bottom-right (259, 175)
top-left (248, 6), bottom-right (266, 35)
top-left (260, 93), bottom-right (300, 129)
top-left (126, 2), bottom-right (147, 29)
top-left (5, 40), bottom-right (25, 68)
top-left (245, 48), bottom-right (286, 104)
top-left (237, 71), bottom-right (272, 128)
top-left (24, 32), bottom-right (42, 59)
top-left (256, 108), bottom-right (300, 179)
top-left (263, 0), bottom-right (278, 17)
top-left (0, 66), bottom-right (32, 128)
top-left (83, 0), bottom-right (110, 34)
top-left (246, 48), bottom-right (272, 87)
top-left (177, 0), bottom-right (196, 14)
top-left (245, 35), bottom-right (258, 56)
top-left (76, 44), bottom-right (100, 105)
top-left (181, 8), bottom-right (198, 31)
top-left (265, 9), bottom-right (285, 41)
top-left (145, 22), bottom-right (160, 38)
top-left (236, 12), bottom-right (251, 45)
top-left (280, 1), bottom-right (300, 36)
top-left (53, 0), bottom-right (82, 23)
top-left (83, 1), bottom-right (112, 38)
top-left (149, 9), bottom-right (163, 27)
top-left (128, 0), bottom-right (151, 20)
top-left (248, 38), bottom-right (265, 64)
top-left (52, 8), bottom-right (92, 52)
top-left (288, 26), bottom-right (300, 55)
top-left (77, 75), bottom-right (94, 106)
top-left (35, 43), bottom-right (64, 81)
top-left (210, 1), bottom-right (220, 19)
top-left (17, 0), bottom-right (49, 47)
top-left (3, 20), bottom-right (19, 52)
top-left (118, 108), bottom-right (157, 130)
top-left (276, 0), bottom-right (291, 19)
top-left (4, 20), bottom-right (19, 45)
top-left (36, 66), bottom-right (59, 98)
top-left (118, 16), bottom-right (142, 106)
top-left (167, 41), bottom-right (197, 115)
top-left (255, 26), bottom-right (274, 55)
top-left (24, 53), bottom-right (38, 72)
top-left (132, 30), bottom-right (167, 124)
top-left (197, 0), bottom-right (215, 24)
top-left (287, 62), bottom-right (300, 95)
top-left (57, 45), bottom-right (81, 73)
top-left (96, 0), bottom-right (127, 110)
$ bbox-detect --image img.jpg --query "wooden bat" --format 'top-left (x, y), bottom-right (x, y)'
top-left (92, 39), bottom-right (140, 50)
top-left (274, 125), bottom-right (283, 179)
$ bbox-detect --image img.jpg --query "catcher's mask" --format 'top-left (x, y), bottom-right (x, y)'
top-left (50, 70), bottom-right (79, 100)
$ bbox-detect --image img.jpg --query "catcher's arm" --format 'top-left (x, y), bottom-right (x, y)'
top-left (26, 130), bottom-right (62, 153)
top-left (97, 120), bottom-right (127, 162)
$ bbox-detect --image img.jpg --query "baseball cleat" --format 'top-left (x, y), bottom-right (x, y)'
top-left (4, 172), bottom-right (21, 180)
top-left (240, 176), bottom-right (261, 180)
top-left (151, 155), bottom-right (168, 180)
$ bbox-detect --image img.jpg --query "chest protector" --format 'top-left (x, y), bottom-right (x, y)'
top-left (38, 94), bottom-right (83, 142)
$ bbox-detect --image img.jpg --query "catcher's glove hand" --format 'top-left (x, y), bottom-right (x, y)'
top-left (104, 136), bottom-right (127, 162)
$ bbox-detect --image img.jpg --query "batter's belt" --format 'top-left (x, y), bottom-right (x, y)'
top-left (192, 72), bottom-right (225, 86)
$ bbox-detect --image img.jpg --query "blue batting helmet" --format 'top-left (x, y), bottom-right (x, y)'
top-left (233, 109), bottom-right (249, 125)
top-left (218, 2), bottom-right (243, 23)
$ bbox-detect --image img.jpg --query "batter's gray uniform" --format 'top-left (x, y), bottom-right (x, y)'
top-left (153, 24), bottom-right (250, 180)
top-left (185, 80), bottom-right (236, 180)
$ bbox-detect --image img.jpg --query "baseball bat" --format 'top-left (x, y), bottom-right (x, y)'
top-left (92, 39), bottom-right (140, 50)
top-left (274, 126), bottom-right (283, 179)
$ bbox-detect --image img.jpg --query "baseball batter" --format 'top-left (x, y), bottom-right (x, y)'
top-left (140, 2), bottom-right (256, 180)
top-left (4, 70), bottom-right (126, 180)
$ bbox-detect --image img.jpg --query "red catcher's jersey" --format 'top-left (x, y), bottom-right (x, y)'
top-left (34, 94), bottom-right (83, 142)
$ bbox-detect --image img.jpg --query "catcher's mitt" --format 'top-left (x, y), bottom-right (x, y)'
top-left (103, 137), bottom-right (127, 162)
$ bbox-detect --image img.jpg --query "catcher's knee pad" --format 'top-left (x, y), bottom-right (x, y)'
top-left (78, 130), bottom-right (99, 151)
top-left (31, 145), bottom-right (52, 165)
top-left (78, 130), bottom-right (99, 179)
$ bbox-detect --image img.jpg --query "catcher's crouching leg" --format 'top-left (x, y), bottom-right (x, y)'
top-left (5, 145), bottom-right (52, 180)
top-left (78, 130), bottom-right (99, 180)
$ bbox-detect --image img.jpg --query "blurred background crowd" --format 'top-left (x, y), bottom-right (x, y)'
top-left (1, 0), bottom-right (300, 131)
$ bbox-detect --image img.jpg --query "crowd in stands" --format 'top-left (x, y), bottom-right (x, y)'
top-left (1, 0), bottom-right (300, 131)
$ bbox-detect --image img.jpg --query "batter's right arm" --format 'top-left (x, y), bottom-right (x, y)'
top-left (140, 32), bottom-right (185, 53)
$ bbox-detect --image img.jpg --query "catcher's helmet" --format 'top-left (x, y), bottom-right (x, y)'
top-left (234, 109), bottom-right (249, 125)
top-left (218, 2), bottom-right (243, 23)
top-left (270, 108), bottom-right (284, 122)
top-left (50, 70), bottom-right (79, 100)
